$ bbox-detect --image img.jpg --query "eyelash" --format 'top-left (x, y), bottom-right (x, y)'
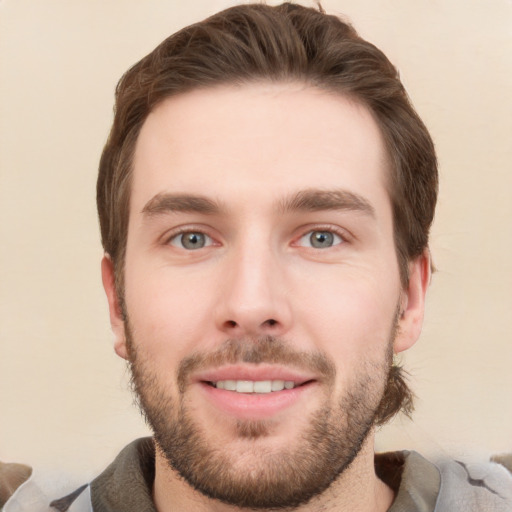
top-left (293, 225), bottom-right (350, 249)
top-left (164, 226), bottom-right (217, 250)
top-left (162, 225), bottom-right (351, 250)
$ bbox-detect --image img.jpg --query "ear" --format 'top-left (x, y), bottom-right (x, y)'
top-left (101, 255), bottom-right (128, 360)
top-left (394, 250), bottom-right (431, 354)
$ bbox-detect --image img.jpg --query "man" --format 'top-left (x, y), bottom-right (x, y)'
top-left (3, 2), bottom-right (511, 511)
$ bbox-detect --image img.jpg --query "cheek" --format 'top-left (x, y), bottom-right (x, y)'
top-left (123, 266), bottom-right (216, 362)
top-left (295, 269), bottom-right (399, 365)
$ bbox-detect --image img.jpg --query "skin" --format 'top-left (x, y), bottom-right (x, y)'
top-left (102, 82), bottom-right (430, 512)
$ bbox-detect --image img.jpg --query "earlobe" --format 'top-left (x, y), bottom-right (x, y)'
top-left (394, 250), bottom-right (431, 354)
top-left (101, 255), bottom-right (128, 360)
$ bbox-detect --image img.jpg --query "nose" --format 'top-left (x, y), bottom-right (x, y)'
top-left (214, 241), bottom-right (292, 338)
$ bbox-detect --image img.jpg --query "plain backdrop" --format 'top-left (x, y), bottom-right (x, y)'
top-left (1, 0), bottom-right (511, 475)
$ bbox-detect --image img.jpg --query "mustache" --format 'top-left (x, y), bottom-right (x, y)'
top-left (177, 336), bottom-right (336, 392)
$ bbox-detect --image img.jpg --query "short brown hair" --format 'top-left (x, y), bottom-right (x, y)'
top-left (97, 2), bottom-right (436, 423)
top-left (97, 2), bottom-right (437, 290)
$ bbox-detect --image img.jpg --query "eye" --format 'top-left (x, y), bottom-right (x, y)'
top-left (169, 231), bottom-right (213, 250)
top-left (298, 230), bottom-right (343, 249)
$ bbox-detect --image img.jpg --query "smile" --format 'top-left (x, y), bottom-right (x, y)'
top-left (199, 375), bottom-right (317, 420)
top-left (211, 380), bottom-right (298, 393)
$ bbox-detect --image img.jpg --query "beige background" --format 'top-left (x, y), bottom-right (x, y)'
top-left (1, 0), bottom-right (511, 475)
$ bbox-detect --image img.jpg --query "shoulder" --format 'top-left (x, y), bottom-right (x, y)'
top-left (434, 456), bottom-right (512, 512)
top-left (378, 450), bottom-right (512, 512)
top-left (2, 468), bottom-right (92, 512)
top-left (2, 438), bottom-right (153, 512)
top-left (399, 451), bottom-right (512, 512)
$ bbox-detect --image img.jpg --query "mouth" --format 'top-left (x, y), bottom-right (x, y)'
top-left (193, 366), bottom-right (318, 420)
top-left (205, 379), bottom-right (312, 393)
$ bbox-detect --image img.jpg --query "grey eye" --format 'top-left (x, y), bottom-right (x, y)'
top-left (170, 232), bottom-right (211, 250)
top-left (310, 231), bottom-right (334, 248)
top-left (298, 230), bottom-right (343, 249)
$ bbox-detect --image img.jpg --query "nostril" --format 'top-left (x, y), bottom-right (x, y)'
top-left (222, 318), bottom-right (279, 332)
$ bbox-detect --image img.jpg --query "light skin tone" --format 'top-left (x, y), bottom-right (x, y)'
top-left (102, 82), bottom-right (430, 511)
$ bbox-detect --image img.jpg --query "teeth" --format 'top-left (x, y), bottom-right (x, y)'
top-left (236, 380), bottom-right (254, 393)
top-left (253, 381), bottom-right (272, 393)
top-left (271, 380), bottom-right (285, 391)
top-left (224, 380), bottom-right (236, 391)
top-left (214, 380), bottom-right (296, 393)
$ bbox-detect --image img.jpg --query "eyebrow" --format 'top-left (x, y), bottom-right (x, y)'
top-left (142, 193), bottom-right (222, 216)
top-left (278, 189), bottom-right (375, 217)
top-left (141, 188), bottom-right (375, 219)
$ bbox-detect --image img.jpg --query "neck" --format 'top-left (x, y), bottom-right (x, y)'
top-left (152, 432), bottom-right (395, 512)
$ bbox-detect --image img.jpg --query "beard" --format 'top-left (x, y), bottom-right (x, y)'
top-left (126, 325), bottom-right (397, 510)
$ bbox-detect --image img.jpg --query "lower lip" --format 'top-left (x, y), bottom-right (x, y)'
top-left (198, 381), bottom-right (316, 420)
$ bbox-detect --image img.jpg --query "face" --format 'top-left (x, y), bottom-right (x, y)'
top-left (102, 83), bottom-right (428, 509)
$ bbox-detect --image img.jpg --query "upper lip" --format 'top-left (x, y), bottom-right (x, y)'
top-left (192, 364), bottom-right (318, 386)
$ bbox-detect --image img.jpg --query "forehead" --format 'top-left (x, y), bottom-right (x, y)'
top-left (131, 82), bottom-right (390, 214)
